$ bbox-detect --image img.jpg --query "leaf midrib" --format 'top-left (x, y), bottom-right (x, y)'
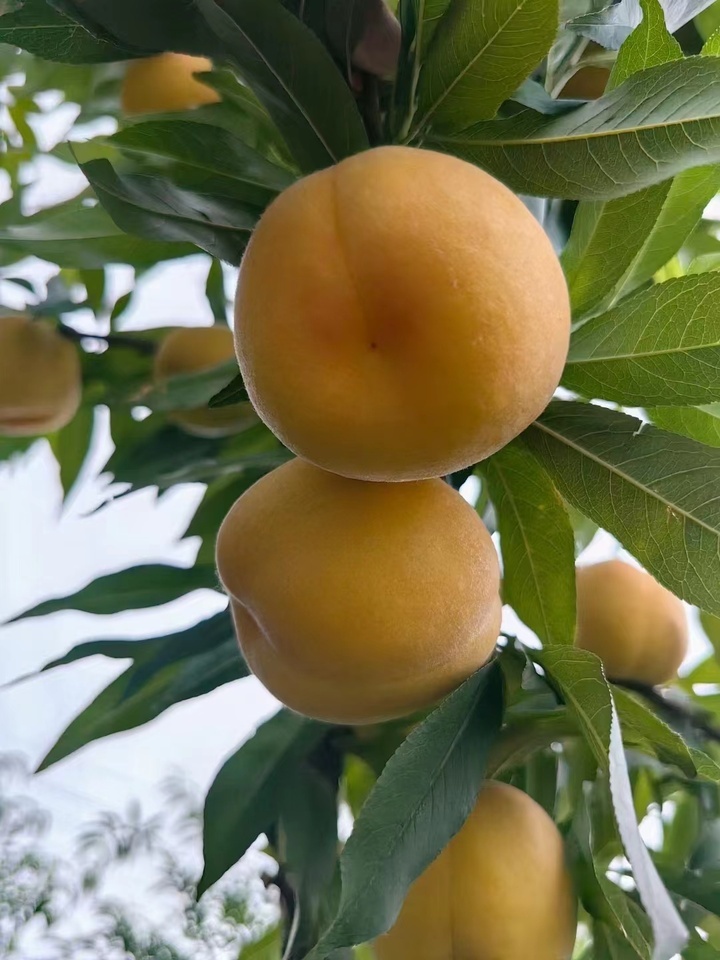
top-left (94, 173), bottom-right (253, 235)
top-left (198, 0), bottom-right (338, 164)
top-left (416, 0), bottom-right (533, 130)
top-left (115, 137), bottom-right (287, 191)
top-left (335, 670), bottom-right (493, 938)
top-left (532, 419), bottom-right (719, 538)
top-left (568, 338), bottom-right (720, 364)
top-left (540, 651), bottom-right (609, 766)
top-left (439, 109), bottom-right (720, 147)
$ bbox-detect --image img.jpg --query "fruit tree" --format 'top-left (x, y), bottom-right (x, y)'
top-left (2, 1), bottom-right (720, 958)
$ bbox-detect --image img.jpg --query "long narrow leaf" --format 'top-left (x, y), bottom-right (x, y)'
top-left (482, 442), bottom-right (576, 647)
top-left (194, 0), bottom-right (368, 173)
top-left (308, 661), bottom-right (504, 957)
top-left (429, 58), bottom-right (720, 200)
top-left (36, 612), bottom-right (245, 770)
top-left (525, 401), bottom-right (720, 617)
top-left (9, 563), bottom-right (219, 621)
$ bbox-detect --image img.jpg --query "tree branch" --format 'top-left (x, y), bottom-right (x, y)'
top-left (611, 678), bottom-right (720, 745)
top-left (58, 323), bottom-right (157, 356)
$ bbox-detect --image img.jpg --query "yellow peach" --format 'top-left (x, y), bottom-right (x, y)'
top-left (0, 316), bottom-right (81, 437)
top-left (235, 145), bottom-right (570, 481)
top-left (216, 458), bottom-right (501, 723)
top-left (576, 559), bottom-right (688, 685)
top-left (153, 326), bottom-right (255, 437)
top-left (121, 53), bottom-right (219, 116)
top-left (375, 781), bottom-right (576, 960)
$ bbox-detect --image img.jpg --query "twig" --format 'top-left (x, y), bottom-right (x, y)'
top-left (264, 864), bottom-right (298, 958)
top-left (58, 323), bottom-right (157, 355)
top-left (611, 678), bottom-right (720, 745)
top-left (358, 72), bottom-right (383, 145)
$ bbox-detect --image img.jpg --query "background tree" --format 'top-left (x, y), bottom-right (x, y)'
top-left (2, 0), bottom-right (720, 958)
top-left (0, 753), bottom-right (278, 958)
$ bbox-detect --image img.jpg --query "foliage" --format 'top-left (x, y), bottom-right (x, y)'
top-left (2, 2), bottom-right (720, 959)
top-left (0, 753), bottom-right (278, 958)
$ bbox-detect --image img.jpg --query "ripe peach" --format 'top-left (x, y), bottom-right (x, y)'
top-left (235, 146), bottom-right (570, 481)
top-left (375, 781), bottom-right (576, 960)
top-left (121, 53), bottom-right (219, 115)
top-left (153, 326), bottom-right (255, 437)
top-left (216, 459), bottom-right (501, 723)
top-left (0, 316), bottom-right (81, 437)
top-left (576, 559), bottom-right (688, 685)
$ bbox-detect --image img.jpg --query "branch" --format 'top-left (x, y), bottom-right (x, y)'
top-left (263, 863), bottom-right (299, 960)
top-left (357, 73), bottom-right (383, 146)
top-left (58, 323), bottom-right (157, 355)
top-left (611, 678), bottom-right (720, 745)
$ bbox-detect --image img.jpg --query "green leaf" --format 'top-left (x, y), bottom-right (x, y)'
top-left (79, 159), bottom-right (255, 265)
top-left (0, 196), bottom-right (195, 268)
top-left (413, 0), bottom-right (559, 133)
top-left (0, 0), bottom-right (136, 62)
top-left (525, 401), bottom-right (720, 617)
top-left (698, 3), bottom-right (720, 40)
top-left (9, 563), bottom-right (219, 621)
top-left (281, 742), bottom-right (342, 956)
top-left (608, 0), bottom-right (681, 90)
top-left (105, 417), bottom-right (283, 493)
top-left (0, 435), bottom-right (35, 464)
top-left (133, 359), bottom-right (240, 413)
top-left (648, 405), bottom-right (720, 448)
top-left (594, 921), bottom-right (647, 960)
top-left (563, 275), bottom-right (720, 406)
top-left (688, 746), bottom-right (720, 783)
top-left (309, 661), bottom-right (504, 958)
top-left (109, 119), bottom-right (294, 210)
top-left (49, 405), bottom-right (95, 501)
top-left (535, 646), bottom-right (688, 960)
top-left (205, 258), bottom-right (228, 323)
top-left (572, 795), bottom-right (653, 959)
top-left (561, 166), bottom-right (720, 314)
top-left (701, 610), bottom-right (720, 658)
top-left (195, 0), bottom-right (368, 173)
top-left (660, 869), bottom-right (720, 917)
top-left (481, 441), bottom-right (576, 647)
top-left (679, 651), bottom-right (720, 688)
top-left (80, 268), bottom-right (106, 313)
top-left (704, 25), bottom-right (720, 57)
top-left (353, 948), bottom-right (376, 960)
top-left (568, 505), bottom-right (600, 555)
top-left (533, 647), bottom-right (612, 768)
top-left (199, 710), bottom-right (327, 895)
top-left (417, 0), bottom-right (452, 51)
top-left (32, 612), bottom-right (246, 769)
top-left (428, 57), bottom-right (720, 200)
top-left (240, 928), bottom-right (282, 959)
top-left (194, 69), bottom-right (292, 161)
top-left (560, 43), bottom-right (720, 318)
top-left (343, 755), bottom-right (377, 818)
top-left (281, 755), bottom-right (339, 899)
top-left (208, 373), bottom-right (249, 408)
top-left (612, 687), bottom-right (696, 777)
top-left (48, 0), bottom-right (218, 54)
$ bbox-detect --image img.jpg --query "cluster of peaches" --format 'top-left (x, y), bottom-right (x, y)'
top-left (0, 53), bottom-right (689, 960)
